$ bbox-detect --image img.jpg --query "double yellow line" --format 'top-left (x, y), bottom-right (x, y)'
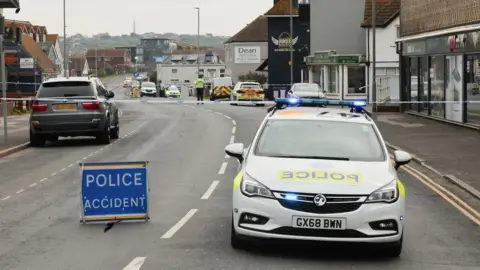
top-left (393, 155), bottom-right (480, 226)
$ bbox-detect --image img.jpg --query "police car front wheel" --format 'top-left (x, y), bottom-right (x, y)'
top-left (231, 216), bottom-right (248, 250)
top-left (382, 234), bottom-right (403, 258)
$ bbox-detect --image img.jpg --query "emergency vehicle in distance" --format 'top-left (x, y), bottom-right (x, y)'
top-left (209, 77), bottom-right (233, 101)
top-left (230, 81), bottom-right (265, 106)
top-left (225, 98), bottom-right (412, 257)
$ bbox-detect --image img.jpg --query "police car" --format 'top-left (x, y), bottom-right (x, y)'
top-left (224, 98), bottom-right (412, 257)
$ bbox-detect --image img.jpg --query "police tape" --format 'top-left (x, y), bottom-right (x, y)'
top-left (1, 97), bottom-right (480, 104)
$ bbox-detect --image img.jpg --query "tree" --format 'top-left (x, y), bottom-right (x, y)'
top-left (149, 71), bottom-right (157, 83)
top-left (238, 71), bottom-right (267, 85)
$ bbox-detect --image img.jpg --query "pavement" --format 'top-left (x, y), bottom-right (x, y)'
top-left (0, 82), bottom-right (479, 269)
top-left (373, 112), bottom-right (480, 193)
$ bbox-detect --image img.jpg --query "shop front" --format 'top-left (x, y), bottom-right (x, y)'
top-left (400, 31), bottom-right (480, 126)
top-left (306, 51), bottom-right (367, 101)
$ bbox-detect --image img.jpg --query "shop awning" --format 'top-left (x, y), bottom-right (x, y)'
top-left (256, 58), bottom-right (268, 71)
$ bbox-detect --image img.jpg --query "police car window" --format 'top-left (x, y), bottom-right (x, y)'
top-left (254, 120), bottom-right (385, 162)
top-left (37, 81), bottom-right (95, 97)
top-left (241, 84), bottom-right (260, 89)
top-left (294, 84), bottom-right (320, 92)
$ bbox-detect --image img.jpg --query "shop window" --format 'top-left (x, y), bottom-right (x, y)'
top-left (328, 66), bottom-right (337, 93)
top-left (418, 57), bottom-right (429, 114)
top-left (465, 55), bottom-right (480, 125)
top-left (386, 68), bottom-right (398, 75)
top-left (376, 68), bottom-right (386, 76)
top-left (409, 57), bottom-right (419, 111)
top-left (445, 55), bottom-right (463, 122)
top-left (347, 67), bottom-right (366, 94)
top-left (430, 56), bottom-right (445, 117)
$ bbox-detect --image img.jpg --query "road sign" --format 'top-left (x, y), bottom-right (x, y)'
top-left (133, 72), bottom-right (140, 77)
top-left (80, 161), bottom-right (149, 223)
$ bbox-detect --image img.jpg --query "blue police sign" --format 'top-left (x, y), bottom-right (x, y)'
top-left (133, 72), bottom-right (140, 77)
top-left (80, 161), bottom-right (149, 223)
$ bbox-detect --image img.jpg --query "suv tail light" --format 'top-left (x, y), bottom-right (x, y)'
top-left (82, 100), bottom-right (101, 110)
top-left (32, 101), bottom-right (48, 112)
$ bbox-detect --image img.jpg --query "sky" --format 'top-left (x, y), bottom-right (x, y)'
top-left (3, 0), bottom-right (273, 37)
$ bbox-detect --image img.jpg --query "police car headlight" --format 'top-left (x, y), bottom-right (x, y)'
top-left (241, 174), bottom-right (274, 199)
top-left (365, 179), bottom-right (399, 203)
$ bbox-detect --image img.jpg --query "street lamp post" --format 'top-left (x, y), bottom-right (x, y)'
top-left (1, 9), bottom-right (7, 144)
top-left (63, 0), bottom-right (68, 78)
top-left (194, 7), bottom-right (200, 76)
top-left (372, 0), bottom-right (377, 112)
top-left (289, 0), bottom-right (293, 87)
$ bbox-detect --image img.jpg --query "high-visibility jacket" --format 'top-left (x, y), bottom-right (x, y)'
top-left (194, 78), bottom-right (205, 88)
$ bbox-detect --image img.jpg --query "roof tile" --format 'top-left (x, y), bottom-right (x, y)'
top-left (225, 15), bottom-right (268, 43)
top-left (265, 0), bottom-right (298, 16)
top-left (46, 34), bottom-right (58, 45)
top-left (361, 0), bottom-right (400, 27)
top-left (21, 34), bottom-right (55, 73)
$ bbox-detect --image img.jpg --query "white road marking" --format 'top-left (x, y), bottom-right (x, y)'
top-left (224, 115), bottom-right (232, 120)
top-left (232, 120), bottom-right (236, 125)
top-left (232, 126), bottom-right (236, 133)
top-left (215, 112), bottom-right (223, 116)
top-left (218, 162), bottom-right (228, 174)
top-left (40, 178), bottom-right (47, 182)
top-left (201, 181), bottom-right (220, 200)
top-left (29, 183), bottom-right (37, 187)
top-left (225, 154), bottom-right (230, 159)
top-left (161, 209), bottom-right (198, 239)
top-left (122, 257), bottom-right (147, 270)
top-left (16, 189), bottom-right (24, 194)
top-left (68, 164), bottom-right (73, 168)
top-left (51, 172), bottom-right (57, 176)
top-left (88, 153), bottom-right (94, 157)
top-left (82, 157), bottom-right (87, 160)
top-left (1, 196), bottom-right (11, 201)
top-left (229, 136), bottom-right (235, 144)
top-left (60, 168), bottom-right (66, 172)
top-left (99, 148), bottom-right (104, 151)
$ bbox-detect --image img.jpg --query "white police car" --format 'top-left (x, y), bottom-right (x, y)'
top-left (224, 98), bottom-right (412, 257)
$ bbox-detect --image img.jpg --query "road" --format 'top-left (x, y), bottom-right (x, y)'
top-left (0, 76), bottom-right (479, 270)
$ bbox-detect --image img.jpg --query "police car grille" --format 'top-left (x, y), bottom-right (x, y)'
top-left (270, 227), bottom-right (367, 238)
top-left (274, 193), bottom-right (365, 214)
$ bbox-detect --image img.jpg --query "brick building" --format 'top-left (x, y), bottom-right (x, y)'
top-left (85, 49), bottom-right (131, 74)
top-left (398, 0), bottom-right (480, 126)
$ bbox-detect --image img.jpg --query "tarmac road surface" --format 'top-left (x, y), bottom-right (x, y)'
top-left (0, 77), bottom-right (479, 269)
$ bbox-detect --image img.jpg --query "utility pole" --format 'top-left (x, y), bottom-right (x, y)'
top-left (63, 0), bottom-right (68, 78)
top-left (95, 48), bottom-right (98, 76)
top-left (1, 9), bottom-right (7, 144)
top-left (289, 0), bottom-right (294, 87)
top-left (372, 0), bottom-right (377, 111)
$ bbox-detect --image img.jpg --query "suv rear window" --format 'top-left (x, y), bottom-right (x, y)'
top-left (37, 81), bottom-right (95, 97)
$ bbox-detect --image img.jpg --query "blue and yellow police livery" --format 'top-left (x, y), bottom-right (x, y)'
top-left (225, 98), bottom-right (412, 257)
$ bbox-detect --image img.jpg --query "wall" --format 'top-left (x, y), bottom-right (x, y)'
top-left (310, 0), bottom-right (365, 54)
top-left (400, 0), bottom-right (480, 37)
top-left (157, 64), bottom-right (226, 86)
top-left (366, 16), bottom-right (401, 102)
top-left (224, 42), bottom-right (268, 83)
top-left (267, 17), bottom-right (310, 98)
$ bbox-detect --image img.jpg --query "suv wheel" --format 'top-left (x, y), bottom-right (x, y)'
top-left (110, 118), bottom-right (120, 139)
top-left (97, 118), bottom-right (111, 144)
top-left (30, 129), bottom-right (45, 147)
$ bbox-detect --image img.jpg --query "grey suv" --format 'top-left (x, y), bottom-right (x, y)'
top-left (29, 76), bottom-right (120, 146)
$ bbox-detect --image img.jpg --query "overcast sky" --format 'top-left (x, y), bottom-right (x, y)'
top-left (3, 0), bottom-right (273, 36)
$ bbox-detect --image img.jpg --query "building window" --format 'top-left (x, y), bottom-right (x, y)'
top-left (105, 57), bottom-right (111, 61)
top-left (445, 55), bottom-right (463, 122)
top-left (347, 67), bottom-right (366, 94)
top-left (328, 66), bottom-right (338, 93)
top-left (419, 57), bottom-right (429, 114)
top-left (430, 56), bottom-right (445, 117)
top-left (199, 69), bottom-right (204, 74)
top-left (409, 57), bottom-right (419, 111)
top-left (386, 67), bottom-right (398, 75)
top-left (466, 55), bottom-right (480, 125)
top-left (220, 69), bottom-right (225, 73)
top-left (172, 69), bottom-right (177, 74)
top-left (396, 26), bottom-right (400, 38)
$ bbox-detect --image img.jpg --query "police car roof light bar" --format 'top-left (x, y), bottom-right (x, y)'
top-left (273, 98), bottom-right (370, 115)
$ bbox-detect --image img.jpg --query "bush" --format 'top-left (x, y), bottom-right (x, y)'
top-left (238, 71), bottom-right (267, 84)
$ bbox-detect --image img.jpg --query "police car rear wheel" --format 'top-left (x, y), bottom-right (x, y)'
top-left (231, 216), bottom-right (248, 250)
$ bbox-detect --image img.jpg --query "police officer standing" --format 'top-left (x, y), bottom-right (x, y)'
top-left (194, 73), bottom-right (205, 104)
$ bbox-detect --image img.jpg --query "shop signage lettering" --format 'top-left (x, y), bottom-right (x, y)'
top-left (272, 32), bottom-right (298, 52)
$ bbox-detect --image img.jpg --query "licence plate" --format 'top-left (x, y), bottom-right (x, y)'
top-left (55, 104), bottom-right (76, 110)
top-left (292, 216), bottom-right (346, 230)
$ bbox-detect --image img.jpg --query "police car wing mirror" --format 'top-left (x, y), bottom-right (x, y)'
top-left (225, 143), bottom-right (245, 163)
top-left (393, 150), bottom-right (412, 170)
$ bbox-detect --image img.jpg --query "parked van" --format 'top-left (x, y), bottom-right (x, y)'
top-left (209, 77), bottom-right (233, 101)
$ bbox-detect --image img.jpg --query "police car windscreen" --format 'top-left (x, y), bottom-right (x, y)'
top-left (295, 84), bottom-right (320, 92)
top-left (142, 82), bottom-right (155, 87)
top-left (37, 81), bottom-right (95, 98)
top-left (241, 84), bottom-right (261, 89)
top-left (255, 120), bottom-right (385, 162)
